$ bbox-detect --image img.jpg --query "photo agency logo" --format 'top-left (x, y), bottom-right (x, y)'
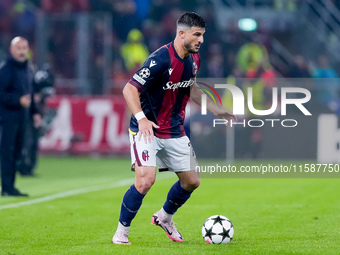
top-left (198, 82), bottom-right (223, 112)
top-left (200, 83), bottom-right (312, 128)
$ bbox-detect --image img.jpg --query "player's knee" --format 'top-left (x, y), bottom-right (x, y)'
top-left (191, 178), bottom-right (201, 190)
top-left (182, 178), bottom-right (200, 191)
top-left (136, 177), bottom-right (155, 194)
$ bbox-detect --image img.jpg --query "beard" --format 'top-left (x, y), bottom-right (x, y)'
top-left (184, 41), bottom-right (199, 53)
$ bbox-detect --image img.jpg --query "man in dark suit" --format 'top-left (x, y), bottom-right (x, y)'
top-left (0, 37), bottom-right (41, 197)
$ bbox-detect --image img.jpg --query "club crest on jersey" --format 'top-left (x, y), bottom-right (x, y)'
top-left (193, 62), bottom-right (198, 75)
top-left (142, 150), bottom-right (150, 161)
top-left (163, 78), bottom-right (195, 91)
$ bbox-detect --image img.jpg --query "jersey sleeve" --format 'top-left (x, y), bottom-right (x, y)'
top-left (129, 47), bottom-right (170, 93)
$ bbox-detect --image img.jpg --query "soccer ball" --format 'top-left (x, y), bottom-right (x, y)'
top-left (202, 215), bottom-right (234, 244)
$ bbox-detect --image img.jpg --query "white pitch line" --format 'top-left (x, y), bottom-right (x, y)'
top-left (0, 174), bottom-right (174, 211)
top-left (0, 178), bottom-right (135, 211)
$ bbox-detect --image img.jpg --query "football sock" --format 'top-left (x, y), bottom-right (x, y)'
top-left (162, 180), bottom-right (192, 216)
top-left (116, 222), bottom-right (130, 234)
top-left (160, 207), bottom-right (173, 222)
top-left (119, 184), bottom-right (145, 227)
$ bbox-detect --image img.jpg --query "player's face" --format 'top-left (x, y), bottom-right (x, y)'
top-left (184, 27), bottom-right (205, 54)
top-left (10, 39), bottom-right (29, 62)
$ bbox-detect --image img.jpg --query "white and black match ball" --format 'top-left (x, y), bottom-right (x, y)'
top-left (202, 215), bottom-right (234, 244)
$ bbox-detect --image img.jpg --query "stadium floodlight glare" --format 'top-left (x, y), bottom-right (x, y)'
top-left (238, 18), bottom-right (257, 31)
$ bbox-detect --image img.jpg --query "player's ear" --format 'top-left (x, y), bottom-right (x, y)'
top-left (179, 30), bottom-right (186, 39)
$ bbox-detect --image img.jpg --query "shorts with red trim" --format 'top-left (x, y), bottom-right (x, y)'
top-left (129, 132), bottom-right (198, 172)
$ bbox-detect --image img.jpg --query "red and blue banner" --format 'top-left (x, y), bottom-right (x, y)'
top-left (40, 96), bottom-right (130, 155)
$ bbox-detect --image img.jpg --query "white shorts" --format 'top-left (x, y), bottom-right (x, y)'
top-left (129, 132), bottom-right (198, 172)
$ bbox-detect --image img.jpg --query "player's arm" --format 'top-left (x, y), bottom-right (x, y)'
top-left (122, 82), bottom-right (159, 143)
top-left (191, 82), bottom-right (236, 122)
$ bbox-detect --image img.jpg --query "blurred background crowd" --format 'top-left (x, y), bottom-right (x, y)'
top-left (0, 0), bottom-right (340, 101)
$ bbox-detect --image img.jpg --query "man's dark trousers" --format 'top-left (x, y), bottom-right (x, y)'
top-left (1, 114), bottom-right (26, 193)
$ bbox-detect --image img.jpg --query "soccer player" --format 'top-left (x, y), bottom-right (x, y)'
top-left (112, 12), bottom-right (236, 245)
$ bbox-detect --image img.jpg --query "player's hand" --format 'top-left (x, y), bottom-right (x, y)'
top-left (33, 113), bottom-right (42, 128)
top-left (20, 94), bottom-right (31, 108)
top-left (138, 118), bottom-right (159, 143)
top-left (215, 108), bottom-right (237, 123)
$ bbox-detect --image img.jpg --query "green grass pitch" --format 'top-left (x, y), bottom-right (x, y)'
top-left (0, 157), bottom-right (339, 254)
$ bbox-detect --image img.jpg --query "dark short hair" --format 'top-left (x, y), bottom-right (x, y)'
top-left (177, 12), bottom-right (206, 29)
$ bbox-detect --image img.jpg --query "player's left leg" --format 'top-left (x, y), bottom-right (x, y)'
top-left (164, 170), bottom-right (200, 217)
top-left (152, 171), bottom-right (200, 242)
top-left (152, 136), bottom-right (199, 242)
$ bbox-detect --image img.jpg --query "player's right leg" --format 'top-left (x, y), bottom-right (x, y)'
top-left (112, 165), bottom-right (156, 245)
top-left (112, 132), bottom-right (158, 245)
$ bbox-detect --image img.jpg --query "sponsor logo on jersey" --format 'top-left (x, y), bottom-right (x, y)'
top-left (142, 150), bottom-right (150, 161)
top-left (163, 78), bottom-right (195, 91)
top-left (168, 68), bottom-right (173, 75)
top-left (133, 74), bottom-right (146, 85)
top-left (149, 60), bottom-right (157, 68)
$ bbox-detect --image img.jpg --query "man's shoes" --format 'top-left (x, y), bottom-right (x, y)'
top-left (112, 231), bottom-right (131, 245)
top-left (1, 188), bottom-right (29, 197)
top-left (20, 172), bottom-right (35, 177)
top-left (151, 211), bottom-right (184, 242)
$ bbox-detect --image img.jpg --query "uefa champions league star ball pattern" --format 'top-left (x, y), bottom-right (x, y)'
top-left (202, 215), bottom-right (234, 244)
top-left (139, 68), bottom-right (150, 79)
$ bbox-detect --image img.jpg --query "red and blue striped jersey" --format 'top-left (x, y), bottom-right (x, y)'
top-left (129, 42), bottom-right (200, 139)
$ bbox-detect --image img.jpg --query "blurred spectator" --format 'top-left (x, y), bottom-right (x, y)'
top-left (312, 55), bottom-right (338, 79)
top-left (240, 62), bottom-right (276, 159)
top-left (17, 63), bottom-right (55, 176)
top-left (288, 55), bottom-right (311, 78)
top-left (110, 58), bottom-right (129, 94)
top-left (47, 21), bottom-right (77, 78)
top-left (236, 41), bottom-right (269, 74)
top-left (89, 0), bottom-right (112, 11)
top-left (142, 20), bottom-right (167, 52)
top-left (205, 43), bottom-right (225, 78)
top-left (0, 0), bottom-right (13, 58)
top-left (12, 1), bottom-right (36, 42)
top-left (112, 0), bottom-right (139, 40)
top-left (90, 55), bottom-right (104, 95)
top-left (121, 28), bottom-right (149, 75)
top-left (311, 55), bottom-right (340, 105)
top-left (243, 62), bottom-right (277, 115)
top-left (274, 0), bottom-right (297, 11)
top-left (207, 53), bottom-right (225, 78)
top-left (161, 7), bottom-right (183, 42)
top-left (41, 0), bottom-right (89, 13)
top-left (134, 0), bottom-right (151, 23)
